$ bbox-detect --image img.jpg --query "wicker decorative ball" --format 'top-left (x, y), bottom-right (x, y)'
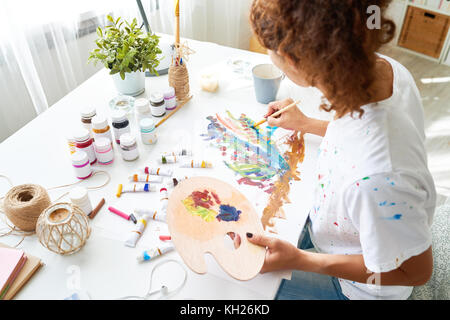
top-left (36, 203), bottom-right (91, 255)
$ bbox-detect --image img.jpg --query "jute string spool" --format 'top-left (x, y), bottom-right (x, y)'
top-left (3, 184), bottom-right (51, 232)
top-left (36, 202), bottom-right (91, 255)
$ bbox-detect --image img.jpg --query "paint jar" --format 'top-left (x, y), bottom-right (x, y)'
top-left (163, 87), bottom-right (177, 111)
top-left (120, 133), bottom-right (139, 161)
top-left (140, 118), bottom-right (157, 145)
top-left (111, 110), bottom-right (131, 144)
top-left (92, 115), bottom-right (113, 145)
top-left (80, 106), bottom-right (97, 137)
top-left (135, 98), bottom-right (152, 124)
top-left (94, 137), bottom-right (114, 165)
top-left (69, 186), bottom-right (93, 216)
top-left (66, 135), bottom-right (76, 154)
top-left (149, 92), bottom-right (166, 117)
top-left (71, 151), bottom-right (92, 180)
top-left (74, 128), bottom-right (96, 165)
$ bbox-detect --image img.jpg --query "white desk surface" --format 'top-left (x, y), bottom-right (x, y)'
top-left (0, 35), bottom-right (330, 300)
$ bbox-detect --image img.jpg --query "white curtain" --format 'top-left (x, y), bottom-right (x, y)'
top-left (144, 0), bottom-right (253, 49)
top-left (0, 0), bottom-right (253, 142)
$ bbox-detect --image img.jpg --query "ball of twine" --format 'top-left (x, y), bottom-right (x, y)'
top-left (36, 202), bottom-right (91, 255)
top-left (169, 63), bottom-right (190, 101)
top-left (3, 184), bottom-right (51, 232)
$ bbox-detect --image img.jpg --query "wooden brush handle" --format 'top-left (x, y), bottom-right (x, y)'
top-left (254, 100), bottom-right (300, 127)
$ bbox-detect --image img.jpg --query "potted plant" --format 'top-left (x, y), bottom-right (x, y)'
top-left (88, 15), bottom-right (162, 96)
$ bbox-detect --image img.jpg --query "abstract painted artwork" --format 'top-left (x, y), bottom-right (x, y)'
top-left (201, 111), bottom-right (305, 229)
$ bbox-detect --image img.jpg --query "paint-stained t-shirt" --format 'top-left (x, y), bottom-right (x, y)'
top-left (308, 54), bottom-right (436, 300)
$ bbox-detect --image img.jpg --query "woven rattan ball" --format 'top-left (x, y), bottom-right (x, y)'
top-left (36, 202), bottom-right (91, 255)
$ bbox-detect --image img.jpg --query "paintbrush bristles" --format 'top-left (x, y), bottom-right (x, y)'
top-left (253, 100), bottom-right (300, 128)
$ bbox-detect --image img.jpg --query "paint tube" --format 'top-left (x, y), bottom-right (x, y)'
top-left (163, 175), bottom-right (190, 187)
top-left (128, 174), bottom-right (163, 183)
top-left (116, 183), bottom-right (157, 197)
top-left (161, 148), bottom-right (192, 157)
top-left (133, 209), bottom-right (167, 223)
top-left (137, 243), bottom-right (174, 262)
top-left (140, 166), bottom-right (173, 176)
top-left (158, 155), bottom-right (178, 164)
top-left (160, 187), bottom-right (169, 212)
top-left (179, 159), bottom-right (213, 168)
top-left (125, 215), bottom-right (150, 248)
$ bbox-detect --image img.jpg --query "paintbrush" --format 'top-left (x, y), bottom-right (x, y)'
top-left (252, 100), bottom-right (300, 129)
top-left (155, 95), bottom-right (193, 128)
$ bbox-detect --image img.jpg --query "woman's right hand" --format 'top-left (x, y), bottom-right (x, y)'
top-left (265, 98), bottom-right (310, 131)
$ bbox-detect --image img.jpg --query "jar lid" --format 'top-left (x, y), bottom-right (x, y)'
top-left (140, 118), bottom-right (155, 130)
top-left (135, 98), bottom-right (150, 113)
top-left (80, 106), bottom-right (96, 118)
top-left (149, 92), bottom-right (164, 104)
top-left (69, 186), bottom-right (89, 202)
top-left (71, 151), bottom-right (89, 166)
top-left (111, 110), bottom-right (127, 123)
top-left (94, 137), bottom-right (111, 151)
top-left (91, 115), bottom-right (109, 130)
top-left (73, 128), bottom-right (90, 142)
top-left (163, 87), bottom-right (175, 99)
top-left (120, 133), bottom-right (136, 146)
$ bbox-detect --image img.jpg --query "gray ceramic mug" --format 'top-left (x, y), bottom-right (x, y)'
top-left (252, 64), bottom-right (285, 104)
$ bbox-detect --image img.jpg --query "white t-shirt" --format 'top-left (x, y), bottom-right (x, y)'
top-left (308, 54), bottom-right (436, 300)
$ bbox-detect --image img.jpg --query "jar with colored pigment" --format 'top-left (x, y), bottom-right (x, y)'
top-left (149, 92), bottom-right (166, 117)
top-left (120, 133), bottom-right (139, 161)
top-left (111, 110), bottom-right (131, 144)
top-left (135, 98), bottom-right (152, 124)
top-left (140, 118), bottom-right (157, 145)
top-left (80, 106), bottom-right (96, 137)
top-left (69, 186), bottom-right (93, 216)
top-left (74, 128), bottom-right (96, 164)
top-left (163, 87), bottom-right (177, 112)
top-left (91, 115), bottom-right (113, 145)
top-left (71, 151), bottom-right (92, 180)
top-left (94, 137), bottom-right (114, 165)
top-left (66, 134), bottom-right (76, 154)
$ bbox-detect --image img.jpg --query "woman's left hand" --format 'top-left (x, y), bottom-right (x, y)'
top-left (246, 232), bottom-right (303, 273)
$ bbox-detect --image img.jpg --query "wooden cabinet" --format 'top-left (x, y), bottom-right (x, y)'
top-left (398, 5), bottom-right (450, 58)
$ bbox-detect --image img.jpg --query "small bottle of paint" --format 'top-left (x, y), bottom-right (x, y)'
top-left (120, 133), bottom-right (139, 161)
top-left (134, 98), bottom-right (152, 124)
top-left (66, 134), bottom-right (76, 154)
top-left (74, 128), bottom-right (97, 164)
top-left (140, 118), bottom-right (157, 145)
top-left (69, 186), bottom-right (93, 217)
top-left (91, 115), bottom-right (113, 145)
top-left (71, 151), bottom-right (92, 180)
top-left (149, 92), bottom-right (166, 117)
top-left (111, 110), bottom-right (131, 144)
top-left (80, 106), bottom-right (97, 138)
top-left (163, 87), bottom-right (177, 112)
top-left (94, 137), bottom-right (114, 165)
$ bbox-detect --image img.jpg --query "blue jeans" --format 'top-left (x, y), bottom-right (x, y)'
top-left (275, 221), bottom-right (349, 300)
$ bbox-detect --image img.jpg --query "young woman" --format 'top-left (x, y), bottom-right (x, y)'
top-left (246, 0), bottom-right (436, 300)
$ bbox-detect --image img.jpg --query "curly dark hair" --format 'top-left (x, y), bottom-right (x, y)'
top-left (250, 0), bottom-right (396, 117)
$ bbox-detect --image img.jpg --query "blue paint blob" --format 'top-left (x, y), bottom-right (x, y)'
top-left (216, 204), bottom-right (242, 222)
top-left (383, 214), bottom-right (402, 220)
top-left (379, 201), bottom-right (387, 206)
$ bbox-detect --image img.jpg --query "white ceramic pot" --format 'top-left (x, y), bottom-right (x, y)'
top-left (111, 71), bottom-right (145, 96)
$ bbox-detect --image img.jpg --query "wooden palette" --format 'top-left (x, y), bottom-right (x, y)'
top-left (167, 176), bottom-right (266, 280)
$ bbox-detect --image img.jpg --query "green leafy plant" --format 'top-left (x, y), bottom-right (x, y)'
top-left (88, 15), bottom-right (162, 80)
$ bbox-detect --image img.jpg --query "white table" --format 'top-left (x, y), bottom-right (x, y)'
top-left (0, 35), bottom-right (330, 300)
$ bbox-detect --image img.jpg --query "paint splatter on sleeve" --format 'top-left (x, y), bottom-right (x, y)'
top-left (343, 173), bottom-right (432, 273)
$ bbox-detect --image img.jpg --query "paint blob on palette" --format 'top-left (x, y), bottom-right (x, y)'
top-left (201, 111), bottom-right (290, 193)
top-left (182, 189), bottom-right (242, 222)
